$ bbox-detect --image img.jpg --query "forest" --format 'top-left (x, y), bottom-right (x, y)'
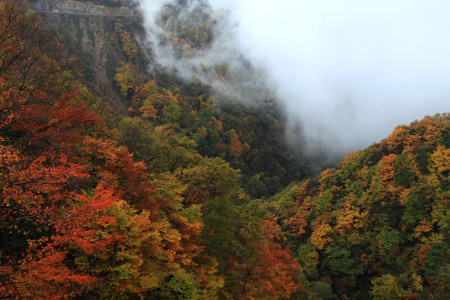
top-left (0, 0), bottom-right (449, 299)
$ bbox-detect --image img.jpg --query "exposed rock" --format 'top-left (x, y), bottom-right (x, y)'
top-left (33, 0), bottom-right (144, 113)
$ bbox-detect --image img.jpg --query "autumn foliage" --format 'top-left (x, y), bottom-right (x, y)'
top-left (273, 115), bottom-right (450, 299)
top-left (0, 1), bottom-right (303, 299)
top-left (9, 0), bottom-right (450, 299)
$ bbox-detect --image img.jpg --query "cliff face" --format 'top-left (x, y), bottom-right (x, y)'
top-left (32, 0), bottom-right (142, 113)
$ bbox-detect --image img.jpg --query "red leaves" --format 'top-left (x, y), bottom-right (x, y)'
top-left (235, 218), bottom-right (301, 300)
top-left (9, 245), bottom-right (98, 300)
top-left (80, 136), bottom-right (154, 206)
top-left (0, 147), bottom-right (101, 298)
top-left (11, 90), bottom-right (101, 149)
top-left (56, 183), bottom-right (124, 255)
top-left (0, 147), bottom-right (87, 237)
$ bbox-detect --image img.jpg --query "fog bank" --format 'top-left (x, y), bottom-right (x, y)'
top-left (210, 0), bottom-right (450, 156)
top-left (140, 0), bottom-right (450, 159)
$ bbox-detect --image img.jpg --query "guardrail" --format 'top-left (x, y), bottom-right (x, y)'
top-left (34, 10), bottom-right (135, 18)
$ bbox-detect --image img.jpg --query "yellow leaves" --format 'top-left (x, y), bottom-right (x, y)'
top-left (405, 133), bottom-right (422, 152)
top-left (310, 224), bottom-right (333, 250)
top-left (427, 233), bottom-right (445, 244)
top-left (115, 62), bottom-right (140, 97)
top-left (413, 221), bottom-right (433, 239)
top-left (421, 118), bottom-right (439, 142)
top-left (198, 126), bottom-right (208, 137)
top-left (396, 188), bottom-right (411, 206)
top-left (411, 220), bottom-right (444, 244)
top-left (208, 118), bottom-right (223, 132)
top-left (335, 202), bottom-right (368, 234)
top-left (139, 274), bottom-right (160, 289)
top-left (121, 31), bottom-right (138, 60)
top-left (164, 228), bottom-right (183, 244)
top-left (134, 80), bottom-right (180, 118)
top-left (165, 90), bottom-right (179, 104)
top-left (431, 145), bottom-right (450, 175)
top-left (319, 168), bottom-right (335, 185)
top-left (411, 273), bottom-right (424, 292)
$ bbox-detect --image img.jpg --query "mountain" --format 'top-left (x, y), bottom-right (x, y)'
top-left (1, 0), bottom-right (449, 299)
top-left (30, 0), bottom-right (312, 199)
top-left (0, 1), bottom-right (304, 299)
top-left (271, 115), bottom-right (450, 299)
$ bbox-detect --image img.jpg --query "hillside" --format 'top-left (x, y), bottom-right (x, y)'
top-left (2, 1), bottom-right (450, 300)
top-left (30, 0), bottom-right (312, 198)
top-left (272, 115), bottom-right (450, 299)
top-left (0, 1), bottom-right (304, 299)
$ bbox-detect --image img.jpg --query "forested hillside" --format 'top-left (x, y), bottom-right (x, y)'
top-left (272, 115), bottom-right (450, 299)
top-left (1, 1), bottom-right (450, 300)
top-left (0, 1), bottom-right (302, 298)
top-left (30, 0), bottom-right (312, 199)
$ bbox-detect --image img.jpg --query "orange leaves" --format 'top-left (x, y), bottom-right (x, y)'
top-left (0, 151), bottom-right (101, 298)
top-left (0, 149), bottom-right (87, 237)
top-left (270, 115), bottom-right (450, 298)
top-left (57, 184), bottom-right (124, 255)
top-left (0, 2), bottom-right (227, 298)
top-left (139, 101), bottom-right (159, 120)
top-left (386, 126), bottom-right (408, 153)
top-left (230, 138), bottom-right (244, 156)
top-left (418, 117), bottom-right (439, 142)
top-left (120, 31), bottom-right (138, 60)
top-left (379, 154), bottom-right (396, 184)
top-left (417, 244), bottom-right (432, 270)
top-left (238, 218), bottom-right (301, 300)
top-left (135, 80), bottom-right (180, 120)
top-left (413, 221), bottom-right (433, 240)
top-left (228, 129), bottom-right (244, 156)
top-left (286, 182), bottom-right (317, 236)
top-left (286, 205), bottom-right (311, 236)
top-left (10, 246), bottom-right (98, 300)
top-left (81, 136), bottom-right (153, 205)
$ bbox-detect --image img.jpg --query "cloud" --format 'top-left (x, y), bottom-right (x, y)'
top-left (138, 0), bottom-right (272, 106)
top-left (140, 0), bottom-right (450, 160)
top-left (210, 0), bottom-right (450, 155)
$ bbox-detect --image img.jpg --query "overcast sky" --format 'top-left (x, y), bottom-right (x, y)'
top-left (208, 0), bottom-right (450, 155)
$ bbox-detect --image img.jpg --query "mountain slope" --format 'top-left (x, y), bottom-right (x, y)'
top-left (0, 2), bottom-right (301, 298)
top-left (31, 0), bottom-right (312, 198)
top-left (272, 115), bottom-right (450, 299)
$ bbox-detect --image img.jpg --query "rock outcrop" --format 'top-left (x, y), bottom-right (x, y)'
top-left (32, 0), bottom-right (144, 113)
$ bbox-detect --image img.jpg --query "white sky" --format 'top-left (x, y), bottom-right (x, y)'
top-left (209, 0), bottom-right (450, 155)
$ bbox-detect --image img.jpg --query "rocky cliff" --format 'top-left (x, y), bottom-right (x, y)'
top-left (31, 0), bottom-right (143, 112)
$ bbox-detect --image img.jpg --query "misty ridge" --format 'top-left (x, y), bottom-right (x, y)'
top-left (137, 0), bottom-right (450, 162)
top-left (137, 0), bottom-right (274, 104)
